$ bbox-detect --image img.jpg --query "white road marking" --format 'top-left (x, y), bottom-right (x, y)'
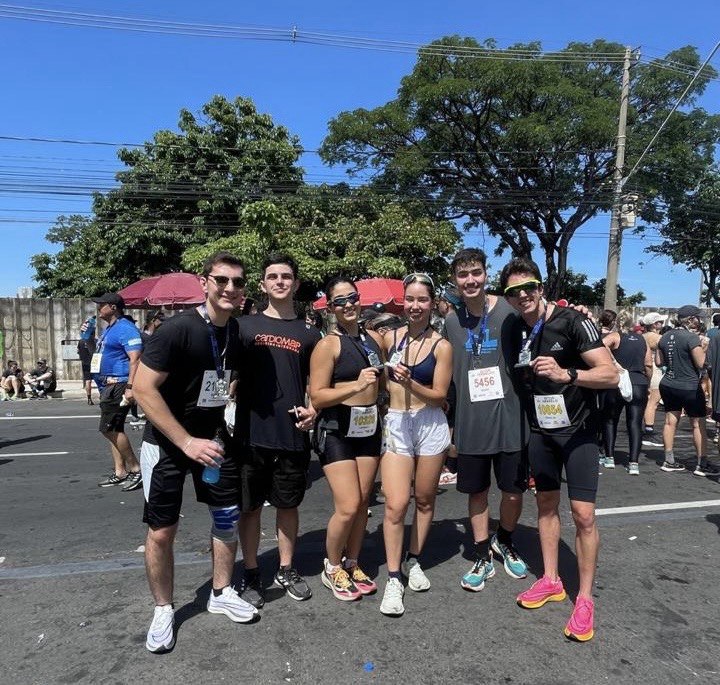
top-left (596, 499), bottom-right (720, 516)
top-left (0, 451), bottom-right (69, 457)
top-left (0, 415), bottom-right (97, 420)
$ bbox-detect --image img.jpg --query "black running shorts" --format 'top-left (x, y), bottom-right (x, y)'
top-left (659, 383), bottom-right (706, 418)
top-left (528, 428), bottom-right (598, 503)
top-left (98, 382), bottom-right (131, 433)
top-left (140, 439), bottom-right (240, 528)
top-left (239, 446), bottom-right (311, 512)
top-left (456, 450), bottom-right (528, 495)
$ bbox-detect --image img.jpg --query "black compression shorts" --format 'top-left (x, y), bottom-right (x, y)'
top-left (659, 383), bottom-right (706, 417)
top-left (528, 428), bottom-right (598, 503)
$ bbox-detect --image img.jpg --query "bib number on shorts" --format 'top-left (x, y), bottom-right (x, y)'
top-left (90, 353), bottom-right (102, 374)
top-left (533, 394), bottom-right (571, 429)
top-left (346, 405), bottom-right (378, 438)
top-left (468, 366), bottom-right (504, 402)
top-left (198, 369), bottom-right (232, 407)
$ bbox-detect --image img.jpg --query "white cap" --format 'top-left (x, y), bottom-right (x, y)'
top-left (641, 312), bottom-right (665, 325)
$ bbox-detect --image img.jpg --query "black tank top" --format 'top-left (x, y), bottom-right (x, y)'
top-left (331, 333), bottom-right (383, 384)
top-left (613, 333), bottom-right (648, 386)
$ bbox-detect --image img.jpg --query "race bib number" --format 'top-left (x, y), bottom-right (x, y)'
top-left (468, 366), bottom-right (504, 402)
top-left (346, 405), bottom-right (378, 438)
top-left (198, 370), bottom-right (232, 407)
top-left (533, 394), bottom-right (571, 429)
top-left (90, 353), bottom-right (102, 374)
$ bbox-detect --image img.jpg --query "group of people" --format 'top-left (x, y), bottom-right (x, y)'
top-left (1, 358), bottom-right (56, 400)
top-left (597, 306), bottom-right (720, 479)
top-left (88, 246), bottom-right (623, 656)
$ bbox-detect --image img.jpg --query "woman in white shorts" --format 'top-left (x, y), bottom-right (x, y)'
top-left (378, 273), bottom-right (452, 616)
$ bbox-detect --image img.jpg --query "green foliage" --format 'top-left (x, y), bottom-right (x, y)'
top-left (32, 96), bottom-right (304, 295)
top-left (642, 170), bottom-right (720, 305)
top-left (321, 37), bottom-right (719, 297)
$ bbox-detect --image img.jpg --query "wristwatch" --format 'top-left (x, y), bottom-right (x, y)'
top-left (565, 368), bottom-right (578, 385)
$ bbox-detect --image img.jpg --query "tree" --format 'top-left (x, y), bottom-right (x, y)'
top-left (32, 95), bottom-right (304, 295)
top-left (182, 186), bottom-right (460, 296)
top-left (320, 37), bottom-right (719, 298)
top-left (641, 170), bottom-right (720, 305)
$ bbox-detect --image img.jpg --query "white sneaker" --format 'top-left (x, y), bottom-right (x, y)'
top-left (401, 557), bottom-right (431, 591)
top-left (207, 586), bottom-right (259, 623)
top-left (380, 577), bottom-right (405, 616)
top-left (146, 605), bottom-right (175, 653)
top-left (627, 462), bottom-right (640, 476)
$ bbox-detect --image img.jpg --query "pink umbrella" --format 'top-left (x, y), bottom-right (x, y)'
top-left (119, 273), bottom-right (205, 308)
top-left (313, 278), bottom-right (405, 314)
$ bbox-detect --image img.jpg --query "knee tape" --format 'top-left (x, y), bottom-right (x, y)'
top-left (209, 505), bottom-right (239, 542)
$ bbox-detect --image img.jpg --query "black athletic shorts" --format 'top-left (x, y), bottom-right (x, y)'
top-left (528, 428), bottom-right (598, 503)
top-left (98, 382), bottom-right (131, 433)
top-left (456, 450), bottom-right (528, 495)
top-left (240, 446), bottom-right (311, 512)
top-left (141, 437), bottom-right (240, 528)
top-left (78, 343), bottom-right (93, 382)
top-left (659, 383), bottom-right (706, 417)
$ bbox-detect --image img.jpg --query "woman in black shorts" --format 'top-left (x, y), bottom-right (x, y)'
top-left (309, 276), bottom-right (385, 602)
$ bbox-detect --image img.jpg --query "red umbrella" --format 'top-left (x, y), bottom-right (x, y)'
top-left (313, 278), bottom-right (405, 314)
top-left (118, 272), bottom-right (205, 308)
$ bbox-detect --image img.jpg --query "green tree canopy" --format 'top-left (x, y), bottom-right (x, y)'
top-left (320, 37), bottom-right (719, 298)
top-left (642, 169), bottom-right (720, 305)
top-left (31, 95), bottom-right (304, 295)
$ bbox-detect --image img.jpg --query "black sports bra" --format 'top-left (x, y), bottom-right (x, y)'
top-left (331, 333), bottom-right (382, 384)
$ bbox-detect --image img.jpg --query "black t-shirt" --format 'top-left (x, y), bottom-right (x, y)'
top-left (29, 366), bottom-right (55, 380)
top-left (514, 308), bottom-right (603, 434)
top-left (236, 313), bottom-right (322, 451)
top-left (140, 309), bottom-right (238, 444)
top-left (2, 367), bottom-right (21, 378)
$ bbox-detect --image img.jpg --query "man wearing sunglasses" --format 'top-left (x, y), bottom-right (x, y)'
top-left (235, 252), bottom-right (322, 608)
top-left (134, 251), bottom-right (257, 653)
top-left (443, 248), bottom-right (531, 595)
top-left (500, 257), bottom-right (617, 643)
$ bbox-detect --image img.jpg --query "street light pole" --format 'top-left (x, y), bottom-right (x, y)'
top-left (603, 46), bottom-right (633, 312)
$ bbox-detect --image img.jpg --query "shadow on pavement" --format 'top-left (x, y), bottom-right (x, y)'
top-left (0, 458), bottom-right (13, 467)
top-left (0, 434), bottom-right (51, 449)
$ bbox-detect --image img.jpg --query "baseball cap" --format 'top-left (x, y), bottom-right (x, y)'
top-left (149, 309), bottom-right (165, 321)
top-left (358, 308), bottom-right (380, 324)
top-left (677, 305), bottom-right (702, 319)
top-left (641, 312), bottom-right (665, 325)
top-left (440, 285), bottom-right (462, 308)
top-left (92, 292), bottom-right (125, 308)
top-left (37, 358), bottom-right (47, 365)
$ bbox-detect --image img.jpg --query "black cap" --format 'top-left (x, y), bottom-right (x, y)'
top-left (677, 305), bottom-right (702, 319)
top-left (37, 358), bottom-right (47, 365)
top-left (92, 292), bottom-right (125, 308)
top-left (149, 309), bottom-right (165, 321)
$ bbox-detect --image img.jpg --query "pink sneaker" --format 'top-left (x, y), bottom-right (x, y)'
top-left (516, 575), bottom-right (567, 609)
top-left (347, 564), bottom-right (378, 595)
top-left (564, 596), bottom-right (595, 642)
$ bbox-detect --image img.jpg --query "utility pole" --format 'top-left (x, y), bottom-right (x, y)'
top-left (603, 46), bottom-right (633, 311)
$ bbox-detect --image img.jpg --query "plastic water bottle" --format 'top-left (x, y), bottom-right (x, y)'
top-left (80, 315), bottom-right (96, 340)
top-left (201, 431), bottom-right (224, 484)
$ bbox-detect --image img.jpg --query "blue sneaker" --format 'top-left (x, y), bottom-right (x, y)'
top-left (460, 555), bottom-right (495, 592)
top-left (490, 534), bottom-right (528, 579)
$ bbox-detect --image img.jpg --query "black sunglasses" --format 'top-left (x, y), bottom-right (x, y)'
top-left (503, 280), bottom-right (541, 298)
top-left (208, 274), bottom-right (247, 289)
top-left (330, 292), bottom-right (360, 308)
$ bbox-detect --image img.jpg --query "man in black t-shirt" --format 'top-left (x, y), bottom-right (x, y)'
top-left (134, 252), bottom-right (258, 654)
top-left (235, 253), bottom-right (322, 608)
top-left (26, 359), bottom-right (57, 398)
top-left (501, 257), bottom-right (617, 644)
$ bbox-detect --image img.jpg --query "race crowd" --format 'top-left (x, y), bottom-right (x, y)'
top-left (80, 247), bottom-right (720, 654)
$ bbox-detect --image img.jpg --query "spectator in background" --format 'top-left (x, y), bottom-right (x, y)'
top-left (78, 314), bottom-right (97, 405)
top-left (26, 359), bottom-right (57, 399)
top-left (641, 312), bottom-right (666, 445)
top-left (1, 360), bottom-right (24, 400)
top-left (142, 310), bottom-right (165, 344)
top-left (707, 313), bottom-right (720, 340)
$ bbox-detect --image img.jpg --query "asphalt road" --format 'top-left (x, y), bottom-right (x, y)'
top-left (1, 399), bottom-right (719, 684)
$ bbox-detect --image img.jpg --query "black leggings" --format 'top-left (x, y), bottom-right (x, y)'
top-left (601, 385), bottom-right (648, 463)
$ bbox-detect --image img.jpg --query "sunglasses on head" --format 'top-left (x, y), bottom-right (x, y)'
top-left (330, 291), bottom-right (360, 308)
top-left (503, 280), bottom-right (542, 297)
top-left (403, 273), bottom-right (435, 289)
top-left (208, 274), bottom-right (246, 288)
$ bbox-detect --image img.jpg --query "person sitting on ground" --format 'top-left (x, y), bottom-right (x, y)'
top-left (26, 359), bottom-right (57, 398)
top-left (1, 360), bottom-right (25, 400)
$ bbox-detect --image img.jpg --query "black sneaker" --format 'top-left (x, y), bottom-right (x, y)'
top-left (660, 461), bottom-right (685, 473)
top-left (98, 473), bottom-right (128, 487)
top-left (643, 425), bottom-right (655, 435)
top-left (121, 471), bottom-right (143, 491)
top-left (694, 460), bottom-right (720, 477)
top-left (239, 572), bottom-right (265, 608)
top-left (273, 567), bottom-right (312, 601)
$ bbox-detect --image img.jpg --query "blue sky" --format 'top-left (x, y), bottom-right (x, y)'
top-left (1, 0), bottom-right (718, 305)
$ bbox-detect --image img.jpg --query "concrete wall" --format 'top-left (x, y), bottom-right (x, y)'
top-left (0, 298), bottom-right (149, 380)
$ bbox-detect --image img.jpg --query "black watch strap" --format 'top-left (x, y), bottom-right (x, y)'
top-left (565, 368), bottom-right (578, 385)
